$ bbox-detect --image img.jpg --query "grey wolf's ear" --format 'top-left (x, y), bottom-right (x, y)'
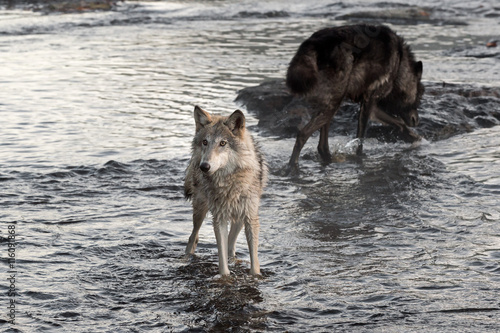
top-left (194, 106), bottom-right (212, 132)
top-left (226, 110), bottom-right (246, 136)
top-left (414, 61), bottom-right (423, 79)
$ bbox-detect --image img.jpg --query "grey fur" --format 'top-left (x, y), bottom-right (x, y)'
top-left (185, 106), bottom-right (268, 276)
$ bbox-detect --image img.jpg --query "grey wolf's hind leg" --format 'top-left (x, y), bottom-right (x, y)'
top-left (186, 200), bottom-right (208, 255)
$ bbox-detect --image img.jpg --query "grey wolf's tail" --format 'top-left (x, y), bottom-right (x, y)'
top-left (286, 43), bottom-right (318, 95)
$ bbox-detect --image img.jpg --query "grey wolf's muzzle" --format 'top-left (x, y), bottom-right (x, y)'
top-left (200, 162), bottom-right (210, 173)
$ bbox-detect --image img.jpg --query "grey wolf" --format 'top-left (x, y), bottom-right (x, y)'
top-left (184, 106), bottom-right (267, 276)
top-left (286, 24), bottom-right (424, 170)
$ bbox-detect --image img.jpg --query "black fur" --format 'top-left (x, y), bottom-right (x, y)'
top-left (285, 24), bottom-right (424, 170)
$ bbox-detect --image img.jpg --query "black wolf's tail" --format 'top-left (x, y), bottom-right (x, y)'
top-left (286, 43), bottom-right (318, 95)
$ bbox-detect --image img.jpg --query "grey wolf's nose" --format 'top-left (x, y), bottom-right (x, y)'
top-left (200, 162), bottom-right (211, 173)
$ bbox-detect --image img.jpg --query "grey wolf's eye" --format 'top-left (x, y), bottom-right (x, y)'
top-left (202, 140), bottom-right (208, 146)
top-left (220, 140), bottom-right (227, 147)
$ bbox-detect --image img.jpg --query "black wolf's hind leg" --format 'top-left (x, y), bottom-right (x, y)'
top-left (287, 110), bottom-right (332, 171)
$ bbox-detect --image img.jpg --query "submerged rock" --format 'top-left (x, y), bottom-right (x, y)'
top-left (445, 44), bottom-right (500, 60)
top-left (45, 1), bottom-right (114, 12)
top-left (235, 80), bottom-right (500, 142)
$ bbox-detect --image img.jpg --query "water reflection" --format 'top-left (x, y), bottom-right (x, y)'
top-left (179, 258), bottom-right (267, 332)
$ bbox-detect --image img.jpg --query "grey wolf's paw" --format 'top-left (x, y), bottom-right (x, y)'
top-left (182, 253), bottom-right (195, 262)
top-left (210, 273), bottom-right (237, 284)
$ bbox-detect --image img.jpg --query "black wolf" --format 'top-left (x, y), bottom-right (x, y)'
top-left (286, 24), bottom-right (424, 169)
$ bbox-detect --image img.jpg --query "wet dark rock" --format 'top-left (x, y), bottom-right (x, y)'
top-left (335, 6), bottom-right (467, 25)
top-left (0, 0), bottom-right (117, 12)
top-left (338, 7), bottom-right (429, 22)
top-left (235, 80), bottom-right (500, 142)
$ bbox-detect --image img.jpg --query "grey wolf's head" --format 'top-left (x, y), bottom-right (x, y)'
top-left (192, 106), bottom-right (246, 175)
top-left (378, 60), bottom-right (424, 127)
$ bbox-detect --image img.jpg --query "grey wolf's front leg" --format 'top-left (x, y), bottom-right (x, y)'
top-left (228, 220), bottom-right (244, 259)
top-left (186, 200), bottom-right (208, 255)
top-left (213, 218), bottom-right (230, 276)
top-left (245, 217), bottom-right (260, 276)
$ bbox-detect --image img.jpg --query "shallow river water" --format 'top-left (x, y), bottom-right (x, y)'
top-left (1, 1), bottom-right (499, 332)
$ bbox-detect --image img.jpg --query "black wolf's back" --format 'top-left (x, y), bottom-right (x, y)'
top-left (286, 25), bottom-right (397, 95)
